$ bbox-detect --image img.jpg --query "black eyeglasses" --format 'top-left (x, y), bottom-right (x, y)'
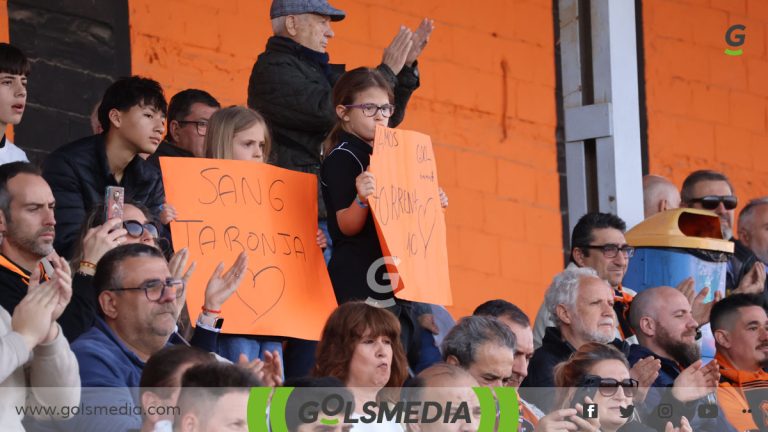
top-left (108, 278), bottom-right (185, 302)
top-left (177, 120), bottom-right (208, 136)
top-left (123, 220), bottom-right (159, 239)
top-left (579, 244), bottom-right (635, 258)
top-left (343, 103), bottom-right (396, 118)
top-left (688, 195), bottom-right (738, 211)
top-left (583, 375), bottom-right (639, 397)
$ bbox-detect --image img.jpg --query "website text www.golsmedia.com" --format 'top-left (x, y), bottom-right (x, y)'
top-left (15, 403), bottom-right (179, 419)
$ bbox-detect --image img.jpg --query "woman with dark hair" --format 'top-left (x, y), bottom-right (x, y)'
top-left (555, 343), bottom-right (692, 432)
top-left (136, 345), bottom-right (215, 432)
top-left (313, 301), bottom-right (408, 431)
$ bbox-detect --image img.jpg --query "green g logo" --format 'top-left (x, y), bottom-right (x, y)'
top-left (725, 24), bottom-right (746, 56)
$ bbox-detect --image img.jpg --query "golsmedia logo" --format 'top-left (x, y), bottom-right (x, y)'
top-left (247, 386), bottom-right (520, 431)
top-left (725, 24), bottom-right (746, 56)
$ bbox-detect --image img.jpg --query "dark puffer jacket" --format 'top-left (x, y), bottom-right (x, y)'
top-left (247, 36), bottom-right (420, 218)
top-left (42, 134), bottom-right (165, 259)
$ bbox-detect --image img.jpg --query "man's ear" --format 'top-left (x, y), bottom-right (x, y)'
top-left (169, 120), bottom-right (182, 142)
top-left (572, 248), bottom-right (587, 267)
top-left (639, 316), bottom-right (656, 337)
top-left (108, 108), bottom-right (122, 130)
top-left (179, 413), bottom-right (198, 432)
top-left (659, 199), bottom-right (669, 213)
top-left (0, 208), bottom-right (7, 234)
top-left (739, 227), bottom-right (751, 244)
top-left (555, 304), bottom-right (572, 326)
top-left (713, 329), bottom-right (731, 349)
top-left (445, 355), bottom-right (460, 366)
top-left (285, 15), bottom-right (299, 37)
top-left (98, 291), bottom-right (119, 320)
top-left (141, 391), bottom-right (163, 423)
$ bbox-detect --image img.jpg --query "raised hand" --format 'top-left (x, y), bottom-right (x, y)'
top-left (169, 248), bottom-right (197, 286)
top-left (81, 218), bottom-right (127, 264)
top-left (535, 408), bottom-right (579, 432)
top-left (12, 266), bottom-right (58, 350)
top-left (672, 360), bottom-right (719, 402)
top-left (47, 253), bottom-right (73, 322)
top-left (237, 350), bottom-right (282, 387)
top-left (382, 26), bottom-right (413, 75)
top-left (203, 252), bottom-right (248, 312)
top-left (629, 356), bottom-right (661, 403)
top-left (159, 203), bottom-right (178, 225)
top-left (406, 18), bottom-right (435, 66)
top-left (734, 262), bottom-right (766, 295)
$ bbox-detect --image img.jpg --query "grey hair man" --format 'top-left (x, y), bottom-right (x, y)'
top-left (520, 267), bottom-right (625, 412)
top-left (442, 315), bottom-right (516, 388)
top-left (643, 174), bottom-right (680, 218)
top-left (737, 198), bottom-right (768, 295)
top-left (247, 0), bottom-right (432, 227)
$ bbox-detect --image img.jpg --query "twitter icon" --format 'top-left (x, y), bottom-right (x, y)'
top-left (620, 405), bottom-right (635, 418)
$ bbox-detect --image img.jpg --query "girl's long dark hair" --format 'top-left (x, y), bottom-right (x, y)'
top-left (322, 67), bottom-right (394, 156)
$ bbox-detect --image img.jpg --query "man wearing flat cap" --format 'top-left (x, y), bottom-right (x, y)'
top-left (247, 0), bottom-right (433, 379)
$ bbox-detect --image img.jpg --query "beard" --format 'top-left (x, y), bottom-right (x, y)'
top-left (657, 325), bottom-right (700, 367)
top-left (5, 223), bottom-right (54, 258)
top-left (573, 317), bottom-right (615, 344)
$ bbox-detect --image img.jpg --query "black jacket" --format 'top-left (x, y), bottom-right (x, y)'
top-left (0, 255), bottom-right (96, 342)
top-left (520, 327), bottom-right (631, 412)
top-left (42, 134), bottom-right (165, 259)
top-left (726, 238), bottom-right (768, 294)
top-left (146, 140), bottom-right (194, 169)
top-left (247, 36), bottom-right (420, 218)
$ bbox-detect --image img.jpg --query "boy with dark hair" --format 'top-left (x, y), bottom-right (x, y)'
top-left (0, 43), bottom-right (31, 164)
top-left (42, 76), bottom-right (169, 259)
top-left (148, 88), bottom-right (220, 165)
top-left (175, 363), bottom-right (261, 432)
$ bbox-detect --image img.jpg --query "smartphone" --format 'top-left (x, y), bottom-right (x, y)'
top-left (105, 186), bottom-right (125, 220)
top-left (571, 376), bottom-right (599, 410)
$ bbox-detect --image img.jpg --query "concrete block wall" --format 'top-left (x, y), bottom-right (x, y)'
top-left (129, 0), bottom-right (563, 318)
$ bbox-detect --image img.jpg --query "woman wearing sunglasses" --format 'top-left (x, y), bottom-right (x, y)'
top-left (555, 343), bottom-right (692, 432)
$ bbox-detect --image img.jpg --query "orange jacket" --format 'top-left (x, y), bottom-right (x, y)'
top-left (716, 352), bottom-right (768, 431)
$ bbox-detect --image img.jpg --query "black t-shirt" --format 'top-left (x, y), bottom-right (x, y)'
top-left (320, 131), bottom-right (390, 304)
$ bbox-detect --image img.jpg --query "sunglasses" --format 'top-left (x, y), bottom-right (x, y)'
top-left (688, 195), bottom-right (738, 211)
top-left (583, 375), bottom-right (639, 397)
top-left (123, 220), bottom-right (159, 239)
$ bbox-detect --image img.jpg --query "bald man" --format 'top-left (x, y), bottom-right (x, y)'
top-left (643, 175), bottom-right (680, 218)
top-left (406, 363), bottom-right (480, 432)
top-left (628, 287), bottom-right (737, 432)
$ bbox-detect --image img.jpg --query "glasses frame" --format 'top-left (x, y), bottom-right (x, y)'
top-left (123, 220), bottom-right (159, 239)
top-left (583, 375), bottom-right (639, 398)
top-left (108, 278), bottom-right (185, 302)
top-left (343, 103), bottom-right (396, 118)
top-left (177, 120), bottom-right (208, 136)
top-left (579, 243), bottom-right (635, 259)
top-left (688, 195), bottom-right (738, 211)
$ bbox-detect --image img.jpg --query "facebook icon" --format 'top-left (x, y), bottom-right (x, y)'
top-left (583, 404), bottom-right (599, 419)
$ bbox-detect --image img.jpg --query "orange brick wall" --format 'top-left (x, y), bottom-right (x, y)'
top-left (643, 0), bottom-right (768, 219)
top-left (128, 0), bottom-right (562, 319)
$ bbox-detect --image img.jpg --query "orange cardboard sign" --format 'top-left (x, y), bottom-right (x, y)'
top-left (368, 126), bottom-right (452, 305)
top-left (160, 157), bottom-right (337, 340)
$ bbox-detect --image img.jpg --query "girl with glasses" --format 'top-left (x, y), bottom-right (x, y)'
top-left (555, 342), bottom-right (692, 432)
top-left (320, 67), bottom-right (448, 373)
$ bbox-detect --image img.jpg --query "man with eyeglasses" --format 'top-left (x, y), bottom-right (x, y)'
top-left (532, 212), bottom-right (637, 349)
top-left (148, 89), bottom-right (220, 166)
top-left (628, 286), bottom-right (737, 432)
top-left (66, 244), bottom-right (238, 432)
top-left (681, 169), bottom-right (766, 296)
